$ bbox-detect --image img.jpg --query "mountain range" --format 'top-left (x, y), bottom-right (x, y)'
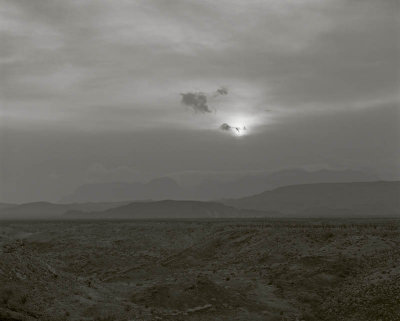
top-left (1, 180), bottom-right (398, 220)
top-left (60, 168), bottom-right (378, 203)
top-left (225, 181), bottom-right (400, 217)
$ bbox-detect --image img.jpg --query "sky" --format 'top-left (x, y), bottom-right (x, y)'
top-left (0, 0), bottom-right (399, 203)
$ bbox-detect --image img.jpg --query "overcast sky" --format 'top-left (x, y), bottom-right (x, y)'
top-left (1, 0), bottom-right (399, 203)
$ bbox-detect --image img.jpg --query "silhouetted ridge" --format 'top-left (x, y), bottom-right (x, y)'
top-left (226, 181), bottom-right (400, 217)
top-left (65, 200), bottom-right (277, 219)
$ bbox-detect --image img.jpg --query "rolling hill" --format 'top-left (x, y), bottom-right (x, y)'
top-left (65, 200), bottom-right (277, 219)
top-left (0, 201), bottom-right (130, 219)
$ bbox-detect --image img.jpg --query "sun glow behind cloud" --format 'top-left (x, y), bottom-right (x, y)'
top-left (219, 112), bottom-right (268, 137)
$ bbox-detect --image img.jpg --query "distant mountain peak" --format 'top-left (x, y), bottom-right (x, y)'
top-left (60, 168), bottom-right (378, 203)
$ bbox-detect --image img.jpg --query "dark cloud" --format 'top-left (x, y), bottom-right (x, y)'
top-left (180, 92), bottom-right (211, 113)
top-left (220, 123), bottom-right (247, 134)
top-left (215, 87), bottom-right (228, 96)
top-left (180, 87), bottom-right (228, 114)
top-left (220, 123), bottom-right (231, 131)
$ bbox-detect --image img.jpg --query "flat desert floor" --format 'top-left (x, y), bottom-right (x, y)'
top-left (0, 219), bottom-right (399, 321)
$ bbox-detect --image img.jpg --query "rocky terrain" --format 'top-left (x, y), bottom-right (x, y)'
top-left (0, 219), bottom-right (399, 321)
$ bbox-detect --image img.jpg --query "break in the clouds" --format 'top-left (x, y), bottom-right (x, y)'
top-left (0, 0), bottom-right (399, 202)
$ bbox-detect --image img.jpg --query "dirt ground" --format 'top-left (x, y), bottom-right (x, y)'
top-left (0, 219), bottom-right (399, 321)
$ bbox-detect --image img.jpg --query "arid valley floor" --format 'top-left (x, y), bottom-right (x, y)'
top-left (1, 219), bottom-right (399, 321)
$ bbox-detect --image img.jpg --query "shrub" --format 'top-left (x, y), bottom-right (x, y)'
top-left (1, 288), bottom-right (14, 305)
top-left (19, 294), bottom-right (28, 304)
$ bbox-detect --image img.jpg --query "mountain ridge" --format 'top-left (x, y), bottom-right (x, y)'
top-left (64, 200), bottom-right (279, 219)
top-left (2, 181), bottom-right (398, 219)
top-left (224, 181), bottom-right (400, 217)
top-left (61, 168), bottom-right (378, 203)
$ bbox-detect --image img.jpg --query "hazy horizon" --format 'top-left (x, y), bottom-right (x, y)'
top-left (0, 166), bottom-right (390, 204)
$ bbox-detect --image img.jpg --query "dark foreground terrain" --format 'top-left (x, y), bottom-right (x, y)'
top-left (1, 219), bottom-right (399, 321)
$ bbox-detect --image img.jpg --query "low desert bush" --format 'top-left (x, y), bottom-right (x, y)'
top-left (19, 293), bottom-right (28, 304)
top-left (1, 288), bottom-right (14, 305)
